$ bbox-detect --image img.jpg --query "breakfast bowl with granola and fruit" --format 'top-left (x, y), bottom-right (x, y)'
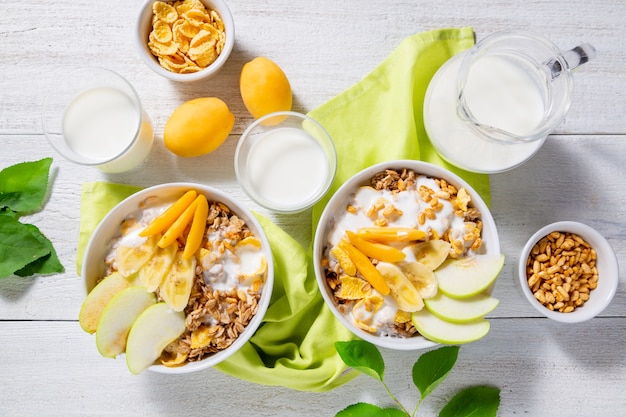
top-left (313, 160), bottom-right (504, 350)
top-left (79, 183), bottom-right (273, 374)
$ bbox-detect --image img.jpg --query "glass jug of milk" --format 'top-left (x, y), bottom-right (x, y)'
top-left (423, 30), bottom-right (595, 173)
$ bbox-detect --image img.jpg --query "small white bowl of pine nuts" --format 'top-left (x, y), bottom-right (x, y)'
top-left (519, 221), bottom-right (618, 323)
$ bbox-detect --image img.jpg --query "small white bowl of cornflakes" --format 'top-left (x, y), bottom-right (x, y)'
top-left (135, 0), bottom-right (235, 82)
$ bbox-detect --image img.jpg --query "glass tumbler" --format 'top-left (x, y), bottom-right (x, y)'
top-left (42, 67), bottom-right (154, 173)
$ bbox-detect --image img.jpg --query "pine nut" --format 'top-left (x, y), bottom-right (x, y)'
top-left (525, 231), bottom-right (598, 313)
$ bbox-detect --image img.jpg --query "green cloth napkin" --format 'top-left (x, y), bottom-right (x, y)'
top-left (77, 27), bottom-right (487, 392)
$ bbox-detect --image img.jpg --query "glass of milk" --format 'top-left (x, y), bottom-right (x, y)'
top-left (42, 68), bottom-right (154, 173)
top-left (423, 31), bottom-right (595, 174)
top-left (235, 111), bottom-right (337, 213)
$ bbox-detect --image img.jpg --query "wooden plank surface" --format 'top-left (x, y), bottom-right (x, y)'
top-left (1, 0), bottom-right (625, 415)
top-left (0, 318), bottom-right (624, 416)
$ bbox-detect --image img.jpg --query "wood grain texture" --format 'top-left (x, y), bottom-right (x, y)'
top-left (0, 0), bottom-right (625, 415)
top-left (0, 319), bottom-right (624, 416)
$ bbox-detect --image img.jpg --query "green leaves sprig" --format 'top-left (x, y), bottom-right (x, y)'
top-left (0, 158), bottom-right (64, 278)
top-left (335, 340), bottom-right (500, 417)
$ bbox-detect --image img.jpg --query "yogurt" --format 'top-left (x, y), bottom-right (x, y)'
top-left (105, 197), bottom-right (267, 296)
top-left (323, 170), bottom-right (483, 338)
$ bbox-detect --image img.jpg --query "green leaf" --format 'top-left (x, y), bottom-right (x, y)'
top-left (0, 208), bottom-right (18, 219)
top-left (336, 403), bottom-right (406, 417)
top-left (335, 340), bottom-right (385, 381)
top-left (439, 386), bottom-right (500, 417)
top-left (382, 408), bottom-right (408, 417)
top-left (0, 215), bottom-right (51, 278)
top-left (0, 158), bottom-right (52, 213)
top-left (412, 345), bottom-right (459, 400)
top-left (14, 223), bottom-right (64, 276)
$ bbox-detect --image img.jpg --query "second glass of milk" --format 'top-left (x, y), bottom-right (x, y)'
top-left (235, 111), bottom-right (337, 213)
top-left (42, 67), bottom-right (154, 173)
top-left (424, 30), bottom-right (595, 174)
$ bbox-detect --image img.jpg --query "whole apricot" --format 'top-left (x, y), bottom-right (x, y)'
top-left (163, 97), bottom-right (234, 158)
top-left (240, 57), bottom-right (292, 120)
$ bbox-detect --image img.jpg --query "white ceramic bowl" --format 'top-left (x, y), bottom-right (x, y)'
top-left (313, 160), bottom-right (501, 350)
top-left (135, 0), bottom-right (235, 82)
top-left (82, 183), bottom-right (274, 373)
top-left (518, 221), bottom-right (618, 323)
top-left (235, 111), bottom-right (337, 213)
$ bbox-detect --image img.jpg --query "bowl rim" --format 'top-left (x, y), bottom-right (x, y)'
top-left (134, 0), bottom-right (235, 83)
top-left (234, 111), bottom-right (338, 213)
top-left (81, 182), bottom-right (274, 373)
top-left (313, 159), bottom-right (501, 350)
top-left (517, 220), bottom-right (618, 323)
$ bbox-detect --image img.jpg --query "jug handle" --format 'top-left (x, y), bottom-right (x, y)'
top-left (546, 43), bottom-right (596, 79)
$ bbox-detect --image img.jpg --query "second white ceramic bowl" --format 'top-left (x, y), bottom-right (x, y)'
top-left (313, 160), bottom-right (501, 350)
top-left (518, 221), bottom-right (618, 323)
top-left (82, 183), bottom-right (274, 373)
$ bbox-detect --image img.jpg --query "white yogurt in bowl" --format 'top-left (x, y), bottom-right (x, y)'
top-left (313, 160), bottom-right (501, 350)
top-left (81, 183), bottom-right (274, 374)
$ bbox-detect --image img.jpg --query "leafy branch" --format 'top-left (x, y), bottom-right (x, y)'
top-left (335, 340), bottom-right (500, 417)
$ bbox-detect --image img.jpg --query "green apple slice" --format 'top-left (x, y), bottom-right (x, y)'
top-left (424, 292), bottom-right (499, 323)
top-left (412, 309), bottom-right (490, 344)
top-left (79, 271), bottom-right (138, 334)
top-left (95, 286), bottom-right (156, 358)
top-left (125, 302), bottom-right (186, 375)
top-left (435, 254), bottom-right (505, 299)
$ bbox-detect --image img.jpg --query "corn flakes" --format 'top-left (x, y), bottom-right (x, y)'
top-left (148, 0), bottom-right (226, 74)
top-left (338, 275), bottom-right (372, 300)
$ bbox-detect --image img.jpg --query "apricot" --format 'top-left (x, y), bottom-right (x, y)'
top-left (240, 57), bottom-right (292, 121)
top-left (164, 97), bottom-right (234, 157)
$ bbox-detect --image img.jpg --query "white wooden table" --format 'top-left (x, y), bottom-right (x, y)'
top-left (1, 0), bottom-right (624, 415)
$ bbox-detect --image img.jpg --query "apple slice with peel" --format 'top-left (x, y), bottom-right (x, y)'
top-left (435, 254), bottom-right (505, 299)
top-left (96, 286), bottom-right (156, 358)
top-left (412, 309), bottom-right (490, 344)
top-left (125, 302), bottom-right (186, 375)
top-left (79, 271), bottom-right (139, 334)
top-left (424, 292), bottom-right (499, 323)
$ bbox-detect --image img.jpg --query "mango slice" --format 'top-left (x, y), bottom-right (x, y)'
top-left (338, 240), bottom-right (390, 296)
top-left (346, 230), bottom-right (406, 262)
top-left (139, 190), bottom-right (197, 237)
top-left (356, 227), bottom-right (426, 243)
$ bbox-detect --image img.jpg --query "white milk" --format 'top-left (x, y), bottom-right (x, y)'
top-left (246, 127), bottom-right (328, 211)
top-left (62, 87), bottom-right (153, 173)
top-left (424, 53), bottom-right (546, 173)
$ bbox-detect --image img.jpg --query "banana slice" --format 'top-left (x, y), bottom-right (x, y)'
top-left (406, 240), bottom-right (451, 271)
top-left (375, 262), bottom-right (424, 312)
top-left (159, 251), bottom-right (196, 312)
top-left (400, 261), bottom-right (438, 299)
top-left (139, 243), bottom-right (178, 292)
top-left (116, 234), bottom-right (160, 278)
